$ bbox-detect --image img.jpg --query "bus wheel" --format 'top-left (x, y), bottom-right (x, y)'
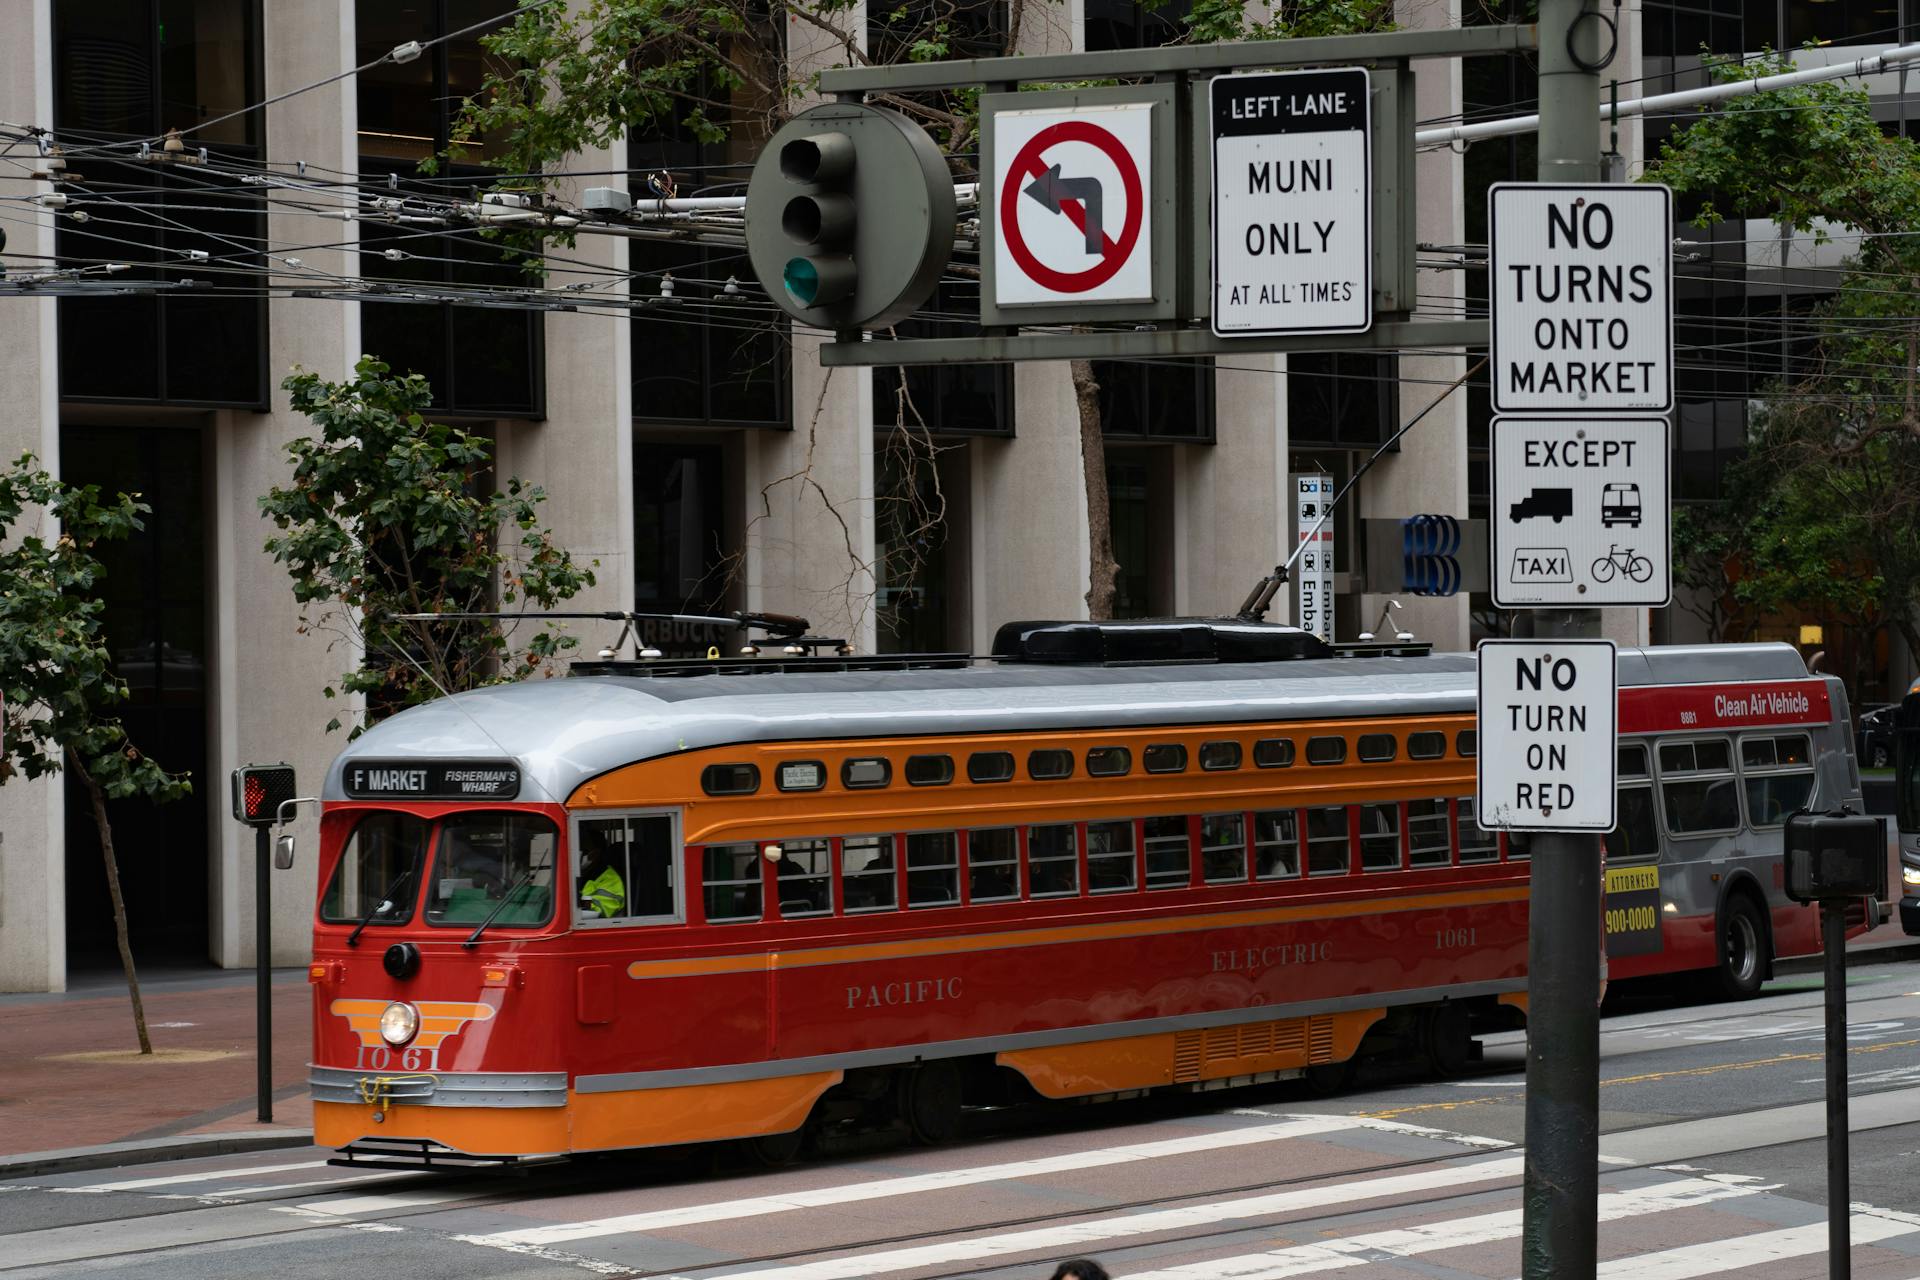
top-left (897, 1060), bottom-right (963, 1145)
top-left (1422, 1003), bottom-right (1473, 1078)
top-left (1714, 894), bottom-right (1768, 1000)
top-left (747, 1125), bottom-right (807, 1166)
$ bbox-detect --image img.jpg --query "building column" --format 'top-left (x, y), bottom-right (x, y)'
top-left (1359, 0), bottom-right (1471, 652)
top-left (206, 0), bottom-right (361, 969)
top-left (494, 134), bottom-right (636, 635)
top-left (745, 2), bottom-right (877, 649)
top-left (0, 0), bottom-right (66, 993)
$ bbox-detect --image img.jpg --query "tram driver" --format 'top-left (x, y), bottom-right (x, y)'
top-left (576, 823), bottom-right (627, 919)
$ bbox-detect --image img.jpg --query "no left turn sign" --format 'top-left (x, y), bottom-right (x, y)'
top-left (993, 102), bottom-right (1154, 307)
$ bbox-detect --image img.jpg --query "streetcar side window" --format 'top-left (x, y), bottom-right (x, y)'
top-left (1456, 730), bottom-right (1478, 757)
top-left (1306, 806), bottom-right (1351, 875)
top-left (905, 755), bottom-right (954, 786)
top-left (1202, 813), bottom-right (1248, 883)
top-left (1306, 737), bottom-right (1347, 766)
top-left (1409, 732), bottom-right (1447, 761)
top-left (1028, 823), bottom-right (1079, 896)
top-left (842, 758), bottom-right (892, 789)
top-left (1358, 734), bottom-right (1398, 764)
top-left (1254, 810), bottom-right (1300, 878)
top-left (1659, 737), bottom-right (1741, 835)
top-left (1087, 746), bottom-right (1132, 777)
top-left (838, 835), bottom-right (893, 913)
top-left (571, 812), bottom-right (674, 927)
top-left (906, 832), bottom-right (961, 907)
top-left (967, 751), bottom-right (1016, 784)
top-left (1200, 740), bottom-right (1243, 771)
top-left (967, 828), bottom-right (1020, 902)
top-left (1143, 815), bottom-right (1191, 889)
top-left (702, 844), bottom-right (763, 923)
top-left (773, 837), bottom-right (834, 916)
top-left (701, 763), bottom-right (759, 796)
top-left (1359, 803), bottom-right (1402, 871)
top-left (1254, 738), bottom-right (1295, 768)
top-left (1408, 798), bottom-right (1451, 867)
top-left (1086, 820), bottom-right (1136, 892)
top-left (1741, 733), bottom-right (1816, 828)
top-left (320, 811), bottom-right (431, 925)
top-left (1456, 798), bottom-right (1498, 863)
top-left (1144, 744), bottom-right (1188, 774)
top-left (1028, 749), bottom-right (1075, 780)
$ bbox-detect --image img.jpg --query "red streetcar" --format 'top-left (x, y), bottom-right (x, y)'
top-left (305, 621), bottom-right (1866, 1163)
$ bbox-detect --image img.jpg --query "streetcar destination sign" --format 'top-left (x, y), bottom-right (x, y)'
top-left (343, 759), bottom-right (522, 800)
top-left (1489, 183), bottom-right (1672, 414)
top-left (1209, 67), bottom-right (1371, 336)
top-left (1476, 639), bottom-right (1617, 832)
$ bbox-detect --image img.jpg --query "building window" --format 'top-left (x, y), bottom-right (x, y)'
top-left (632, 242), bottom-right (788, 427)
top-left (1085, 0), bottom-right (1188, 50)
top-left (54, 0), bottom-right (266, 407)
top-left (357, 0), bottom-right (543, 418)
top-left (1096, 360), bottom-right (1217, 442)
top-left (634, 442), bottom-right (734, 614)
top-left (872, 280), bottom-right (1012, 436)
top-left (1287, 353), bottom-right (1398, 451)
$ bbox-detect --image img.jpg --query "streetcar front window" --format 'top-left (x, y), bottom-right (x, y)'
top-left (424, 812), bottom-right (559, 927)
top-left (320, 812), bottom-right (431, 925)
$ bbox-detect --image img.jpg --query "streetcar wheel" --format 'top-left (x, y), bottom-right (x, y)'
top-left (896, 1059), bottom-right (963, 1145)
top-left (1421, 1003), bottom-right (1473, 1078)
top-left (1713, 894), bottom-right (1768, 1000)
top-left (1303, 1058), bottom-right (1359, 1097)
top-left (747, 1126), bottom-right (807, 1166)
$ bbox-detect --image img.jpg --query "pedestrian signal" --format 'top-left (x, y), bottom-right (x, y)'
top-left (231, 763), bottom-right (297, 827)
top-left (745, 103), bottom-right (955, 331)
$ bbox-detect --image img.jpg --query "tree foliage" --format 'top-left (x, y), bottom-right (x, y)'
top-left (262, 358), bottom-right (596, 733)
top-left (1648, 52), bottom-right (1920, 664)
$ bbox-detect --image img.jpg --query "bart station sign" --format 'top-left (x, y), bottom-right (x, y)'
top-left (1476, 639), bottom-right (1617, 832)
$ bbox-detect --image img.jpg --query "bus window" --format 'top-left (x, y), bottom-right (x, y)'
top-left (1087, 820), bottom-right (1136, 892)
top-left (838, 836), bottom-right (891, 913)
top-left (1144, 816), bottom-right (1191, 888)
top-left (967, 828), bottom-right (1019, 902)
top-left (1456, 798), bottom-right (1498, 862)
top-left (770, 837), bottom-right (831, 916)
top-left (1611, 788), bottom-right (1660, 861)
top-left (1028, 824), bottom-right (1079, 896)
top-left (1307, 807), bottom-right (1350, 875)
top-left (1741, 733), bottom-right (1816, 827)
top-left (1619, 743), bottom-right (1650, 777)
top-left (431, 811), bottom-right (563, 926)
top-left (320, 811), bottom-right (431, 925)
top-left (1202, 813), bottom-right (1248, 882)
top-left (906, 832), bottom-right (960, 907)
top-left (1254, 810), bottom-right (1300, 878)
top-left (702, 844), bottom-right (763, 923)
top-left (1659, 739), bottom-right (1741, 834)
top-left (1408, 799), bottom-right (1450, 867)
top-left (1359, 803), bottom-right (1402, 870)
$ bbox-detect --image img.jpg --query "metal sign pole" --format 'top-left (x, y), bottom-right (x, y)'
top-left (1823, 902), bottom-right (1851, 1280)
top-left (256, 823), bottom-right (273, 1124)
top-left (1521, 0), bottom-right (1604, 1273)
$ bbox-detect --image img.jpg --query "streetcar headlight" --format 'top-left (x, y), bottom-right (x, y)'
top-left (379, 1000), bottom-right (419, 1046)
top-left (1902, 865), bottom-right (1920, 888)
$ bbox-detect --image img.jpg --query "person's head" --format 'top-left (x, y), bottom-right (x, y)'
top-left (1048, 1261), bottom-right (1110, 1280)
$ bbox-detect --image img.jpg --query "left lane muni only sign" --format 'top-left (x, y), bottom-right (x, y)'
top-left (1210, 67), bottom-right (1371, 336)
top-left (1477, 639), bottom-right (1617, 832)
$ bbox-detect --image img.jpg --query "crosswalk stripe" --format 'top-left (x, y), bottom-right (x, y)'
top-left (1585, 1212), bottom-right (1920, 1279)
top-left (1111, 1175), bottom-right (1767, 1280)
top-left (648, 1155), bottom-right (1527, 1280)
top-left (280, 1187), bottom-right (485, 1217)
top-left (60, 1160), bottom-right (329, 1193)
top-left (163, 1172), bottom-right (417, 1199)
top-left (467, 1114), bottom-right (1381, 1248)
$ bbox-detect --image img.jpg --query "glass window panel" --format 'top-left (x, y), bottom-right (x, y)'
top-left (842, 757), bottom-right (891, 789)
top-left (320, 811), bottom-right (431, 923)
top-left (1307, 736), bottom-right (1347, 765)
top-left (1028, 749), bottom-right (1074, 780)
top-left (1359, 803), bottom-right (1401, 871)
top-left (159, 0), bottom-right (255, 146)
top-left (967, 751), bottom-right (1015, 783)
top-left (1745, 772), bottom-right (1814, 827)
top-left (429, 811), bottom-right (561, 925)
top-left (1144, 743), bottom-right (1189, 774)
top-left (1457, 798), bottom-right (1499, 863)
top-left (906, 831), bottom-right (960, 907)
top-left (1254, 809), bottom-right (1300, 878)
top-left (701, 762), bottom-right (759, 795)
top-left (1028, 823), bottom-right (1079, 896)
top-left (1619, 743), bottom-right (1649, 777)
top-left (1695, 740), bottom-right (1732, 772)
top-left (1199, 740), bottom-right (1242, 771)
top-left (1087, 746), bottom-right (1132, 776)
top-left (1202, 813), bottom-right (1247, 883)
top-left (776, 838), bottom-right (835, 916)
top-left (1659, 742), bottom-right (1696, 774)
top-left (1663, 778), bottom-right (1742, 833)
top-left (1087, 819), bottom-right (1136, 892)
top-left (967, 828), bottom-right (1019, 902)
top-left (1456, 729), bottom-right (1478, 757)
top-left (1408, 732), bottom-right (1447, 761)
top-left (1776, 735), bottom-right (1811, 766)
top-left (632, 442), bottom-right (731, 614)
top-left (839, 834), bottom-right (894, 912)
top-left (1741, 737), bottom-right (1777, 769)
top-left (1307, 806), bottom-right (1351, 875)
top-left (1611, 788), bottom-right (1660, 861)
top-left (1143, 815), bottom-right (1191, 889)
top-left (1254, 738), bottom-right (1295, 768)
top-left (1408, 798), bottom-right (1451, 867)
top-left (58, 0), bottom-right (156, 137)
top-left (905, 755), bottom-right (954, 786)
top-left (1358, 734), bottom-right (1398, 763)
top-left (702, 843), bottom-right (762, 922)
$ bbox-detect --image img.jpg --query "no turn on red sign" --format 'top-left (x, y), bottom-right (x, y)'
top-left (992, 101), bottom-right (1155, 308)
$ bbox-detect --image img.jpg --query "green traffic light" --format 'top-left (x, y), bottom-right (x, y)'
top-left (784, 257), bottom-right (820, 306)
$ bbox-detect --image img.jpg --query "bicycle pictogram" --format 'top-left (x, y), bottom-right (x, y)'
top-left (1590, 544), bottom-right (1653, 584)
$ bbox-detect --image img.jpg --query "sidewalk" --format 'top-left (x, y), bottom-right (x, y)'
top-left (0, 966), bottom-right (315, 1172)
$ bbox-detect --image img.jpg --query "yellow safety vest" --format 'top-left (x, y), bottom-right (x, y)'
top-left (581, 865), bottom-right (625, 918)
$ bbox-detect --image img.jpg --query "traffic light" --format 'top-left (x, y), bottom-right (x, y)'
top-left (231, 763), bottom-right (297, 828)
top-left (746, 103), bottom-right (955, 331)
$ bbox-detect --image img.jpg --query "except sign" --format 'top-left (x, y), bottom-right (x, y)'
top-left (1491, 416), bottom-right (1670, 607)
top-left (1209, 67), bottom-right (1371, 336)
top-left (994, 102), bottom-right (1154, 307)
top-left (1489, 183), bottom-right (1672, 414)
top-left (1476, 639), bottom-right (1617, 832)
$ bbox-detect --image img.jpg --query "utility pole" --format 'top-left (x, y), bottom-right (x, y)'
top-left (1522, 0), bottom-right (1605, 1273)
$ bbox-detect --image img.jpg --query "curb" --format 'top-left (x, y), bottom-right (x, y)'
top-left (1776, 940), bottom-right (1920, 977)
top-left (0, 1128), bottom-right (316, 1179)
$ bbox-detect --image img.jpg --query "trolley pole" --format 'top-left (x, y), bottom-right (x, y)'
top-left (1521, 0), bottom-right (1605, 1274)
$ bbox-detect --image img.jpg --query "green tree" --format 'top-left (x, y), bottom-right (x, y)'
top-left (0, 456), bottom-right (190, 1054)
top-left (261, 358), bottom-right (596, 733)
top-left (1648, 52), bottom-right (1920, 669)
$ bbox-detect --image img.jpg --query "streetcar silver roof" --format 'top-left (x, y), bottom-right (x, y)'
top-left (322, 643), bottom-right (1810, 804)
